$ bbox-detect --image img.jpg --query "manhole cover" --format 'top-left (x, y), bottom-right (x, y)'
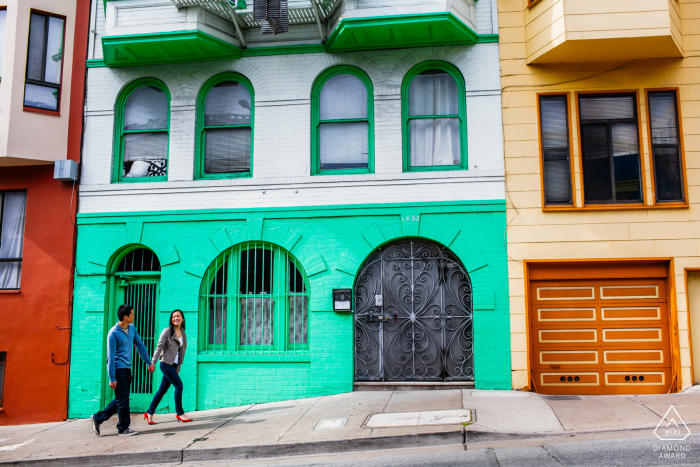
top-left (314, 418), bottom-right (348, 430)
top-left (543, 395), bottom-right (582, 401)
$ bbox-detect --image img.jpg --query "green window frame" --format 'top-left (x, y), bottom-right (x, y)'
top-left (195, 73), bottom-right (254, 180)
top-left (401, 61), bottom-right (468, 172)
top-left (199, 241), bottom-right (310, 353)
top-left (112, 78), bottom-right (170, 183)
top-left (311, 66), bottom-right (374, 175)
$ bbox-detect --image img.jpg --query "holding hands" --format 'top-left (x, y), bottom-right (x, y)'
top-left (148, 363), bottom-right (155, 373)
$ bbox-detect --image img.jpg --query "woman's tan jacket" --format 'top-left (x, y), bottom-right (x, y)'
top-left (152, 328), bottom-right (187, 368)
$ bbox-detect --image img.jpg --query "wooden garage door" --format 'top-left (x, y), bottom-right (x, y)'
top-left (530, 273), bottom-right (672, 395)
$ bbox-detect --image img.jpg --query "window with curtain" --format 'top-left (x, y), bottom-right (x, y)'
top-left (24, 11), bottom-right (65, 112)
top-left (200, 242), bottom-right (309, 352)
top-left (116, 81), bottom-right (169, 181)
top-left (0, 192), bottom-right (27, 290)
top-left (579, 94), bottom-right (643, 204)
top-left (648, 91), bottom-right (685, 203)
top-left (404, 63), bottom-right (466, 171)
top-left (539, 95), bottom-right (572, 205)
top-left (312, 68), bottom-right (373, 174)
top-left (198, 76), bottom-right (253, 178)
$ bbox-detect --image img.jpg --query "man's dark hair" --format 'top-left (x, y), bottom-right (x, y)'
top-left (117, 304), bottom-right (134, 322)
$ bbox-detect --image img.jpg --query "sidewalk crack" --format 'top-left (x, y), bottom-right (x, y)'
top-left (276, 397), bottom-right (322, 443)
top-left (491, 448), bottom-right (503, 467)
top-left (177, 405), bottom-right (256, 464)
top-left (627, 396), bottom-right (664, 419)
top-left (542, 444), bottom-right (565, 466)
top-left (539, 394), bottom-right (568, 431)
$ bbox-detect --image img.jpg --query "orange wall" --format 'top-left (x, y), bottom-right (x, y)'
top-left (0, 166), bottom-right (76, 425)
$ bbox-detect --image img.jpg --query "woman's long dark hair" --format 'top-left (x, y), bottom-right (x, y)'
top-left (168, 309), bottom-right (185, 338)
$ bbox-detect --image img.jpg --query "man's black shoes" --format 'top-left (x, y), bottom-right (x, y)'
top-left (91, 415), bottom-right (101, 437)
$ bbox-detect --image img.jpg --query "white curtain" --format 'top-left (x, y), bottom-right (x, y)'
top-left (408, 72), bottom-right (460, 166)
top-left (0, 192), bottom-right (27, 289)
top-left (410, 118), bottom-right (459, 166)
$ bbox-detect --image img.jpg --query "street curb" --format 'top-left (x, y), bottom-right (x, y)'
top-left (0, 429), bottom-right (464, 467)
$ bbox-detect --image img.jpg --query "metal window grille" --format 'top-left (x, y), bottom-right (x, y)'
top-left (116, 248), bottom-right (160, 394)
top-left (0, 352), bottom-right (5, 408)
top-left (116, 248), bottom-right (161, 272)
top-left (201, 241), bottom-right (309, 353)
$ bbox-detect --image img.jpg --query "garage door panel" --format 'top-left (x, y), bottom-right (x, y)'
top-left (601, 306), bottom-right (665, 322)
top-left (536, 286), bottom-right (595, 301)
top-left (529, 272), bottom-right (671, 395)
top-left (538, 329), bottom-right (597, 343)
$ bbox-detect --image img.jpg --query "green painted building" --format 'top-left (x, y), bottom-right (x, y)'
top-left (69, 0), bottom-right (509, 418)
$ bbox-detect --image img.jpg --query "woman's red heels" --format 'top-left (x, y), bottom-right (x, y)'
top-left (143, 413), bottom-right (156, 425)
top-left (176, 415), bottom-right (192, 423)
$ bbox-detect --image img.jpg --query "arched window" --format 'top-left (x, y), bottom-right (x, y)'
top-left (311, 67), bottom-right (374, 175)
top-left (114, 79), bottom-right (170, 182)
top-left (402, 61), bottom-right (467, 171)
top-left (200, 242), bottom-right (309, 352)
top-left (196, 73), bottom-right (253, 179)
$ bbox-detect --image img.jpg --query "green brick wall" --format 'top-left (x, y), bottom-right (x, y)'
top-left (68, 200), bottom-right (510, 418)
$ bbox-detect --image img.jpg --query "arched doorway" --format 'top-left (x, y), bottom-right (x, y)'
top-left (106, 247), bottom-right (161, 411)
top-left (354, 239), bottom-right (473, 382)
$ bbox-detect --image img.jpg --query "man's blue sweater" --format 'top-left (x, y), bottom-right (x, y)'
top-left (107, 323), bottom-right (152, 383)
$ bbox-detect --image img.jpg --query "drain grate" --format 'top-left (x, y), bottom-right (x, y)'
top-left (543, 395), bottom-right (582, 401)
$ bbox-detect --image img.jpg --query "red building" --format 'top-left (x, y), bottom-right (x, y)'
top-left (0, 0), bottom-right (89, 425)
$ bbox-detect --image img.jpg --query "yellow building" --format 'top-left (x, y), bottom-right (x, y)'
top-left (498, 0), bottom-right (700, 395)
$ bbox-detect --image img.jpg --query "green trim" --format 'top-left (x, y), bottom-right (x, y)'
top-left (102, 30), bottom-right (242, 67)
top-left (76, 200), bottom-right (506, 223)
top-left (87, 59), bottom-right (107, 68)
top-left (477, 34), bottom-right (499, 43)
top-left (243, 44), bottom-right (327, 57)
top-left (195, 73), bottom-right (255, 180)
top-left (310, 66), bottom-right (375, 176)
top-left (197, 352), bottom-right (311, 363)
top-left (401, 60), bottom-right (468, 173)
top-left (112, 78), bottom-right (171, 183)
top-left (325, 13), bottom-right (479, 53)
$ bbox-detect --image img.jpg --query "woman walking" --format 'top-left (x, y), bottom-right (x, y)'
top-left (143, 309), bottom-right (192, 424)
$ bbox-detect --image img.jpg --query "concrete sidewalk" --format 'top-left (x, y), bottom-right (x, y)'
top-left (1, 388), bottom-right (699, 466)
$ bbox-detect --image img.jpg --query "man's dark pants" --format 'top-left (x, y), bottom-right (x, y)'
top-left (94, 368), bottom-right (132, 432)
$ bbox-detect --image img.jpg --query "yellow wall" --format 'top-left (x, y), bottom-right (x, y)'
top-left (525, 0), bottom-right (683, 63)
top-left (499, 0), bottom-right (700, 390)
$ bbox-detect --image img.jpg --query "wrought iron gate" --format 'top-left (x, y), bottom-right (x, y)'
top-left (124, 283), bottom-right (157, 394)
top-left (354, 239), bottom-right (474, 381)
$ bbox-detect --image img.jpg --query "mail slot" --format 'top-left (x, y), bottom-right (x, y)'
top-left (333, 288), bottom-right (353, 312)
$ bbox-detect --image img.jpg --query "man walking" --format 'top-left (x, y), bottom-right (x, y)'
top-left (91, 304), bottom-right (155, 436)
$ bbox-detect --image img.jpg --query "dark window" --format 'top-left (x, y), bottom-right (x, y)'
top-left (0, 192), bottom-right (27, 290)
top-left (24, 12), bottom-right (65, 111)
top-left (539, 95), bottom-right (572, 205)
top-left (579, 95), bottom-right (643, 204)
top-left (648, 91), bottom-right (685, 202)
top-left (202, 80), bottom-right (252, 175)
top-left (0, 352), bottom-right (4, 408)
top-left (116, 248), bottom-right (161, 272)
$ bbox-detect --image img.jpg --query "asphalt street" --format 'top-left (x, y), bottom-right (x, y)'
top-left (169, 435), bottom-right (700, 467)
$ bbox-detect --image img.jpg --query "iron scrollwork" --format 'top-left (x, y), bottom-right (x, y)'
top-left (354, 239), bottom-right (474, 381)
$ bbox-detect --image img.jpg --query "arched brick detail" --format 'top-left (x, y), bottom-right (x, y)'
top-left (100, 67), bottom-right (186, 111)
top-left (184, 224), bottom-right (321, 278)
top-left (186, 60), bottom-right (268, 100)
top-left (89, 225), bottom-right (180, 269)
top-left (386, 46), bottom-right (477, 89)
top-left (296, 52), bottom-right (388, 95)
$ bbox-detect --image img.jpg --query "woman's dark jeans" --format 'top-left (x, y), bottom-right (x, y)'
top-left (147, 362), bottom-right (184, 416)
